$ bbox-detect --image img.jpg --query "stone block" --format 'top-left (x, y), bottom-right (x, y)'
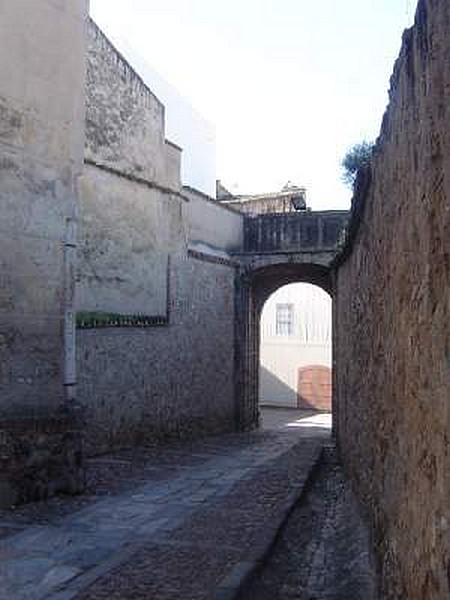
top-left (0, 408), bottom-right (85, 508)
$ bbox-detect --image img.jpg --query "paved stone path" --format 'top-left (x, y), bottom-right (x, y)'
top-left (0, 408), bottom-right (330, 600)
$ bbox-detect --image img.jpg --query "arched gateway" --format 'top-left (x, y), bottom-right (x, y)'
top-left (232, 210), bottom-right (348, 430)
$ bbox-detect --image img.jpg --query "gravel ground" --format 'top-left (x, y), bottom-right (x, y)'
top-left (239, 446), bottom-right (376, 600)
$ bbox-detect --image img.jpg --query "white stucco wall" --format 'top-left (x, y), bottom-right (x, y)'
top-left (183, 188), bottom-right (243, 253)
top-left (259, 283), bottom-right (332, 407)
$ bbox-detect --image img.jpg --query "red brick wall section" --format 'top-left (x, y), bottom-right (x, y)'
top-left (297, 366), bottom-right (332, 411)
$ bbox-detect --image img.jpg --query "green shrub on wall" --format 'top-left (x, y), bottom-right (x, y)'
top-left (341, 141), bottom-right (375, 189)
top-left (76, 312), bottom-right (167, 328)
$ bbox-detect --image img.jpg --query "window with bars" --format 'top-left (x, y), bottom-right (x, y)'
top-left (275, 303), bottom-right (294, 336)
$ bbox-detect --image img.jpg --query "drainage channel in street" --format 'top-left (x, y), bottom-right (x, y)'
top-left (238, 446), bottom-right (376, 600)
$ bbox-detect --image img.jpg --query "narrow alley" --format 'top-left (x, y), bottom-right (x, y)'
top-left (0, 409), bottom-right (373, 599)
top-left (239, 445), bottom-right (375, 600)
top-left (1, 2), bottom-right (448, 598)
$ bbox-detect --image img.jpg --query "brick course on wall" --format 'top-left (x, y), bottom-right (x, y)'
top-left (334, 1), bottom-right (449, 597)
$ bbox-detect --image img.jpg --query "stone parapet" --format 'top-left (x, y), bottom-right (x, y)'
top-left (243, 211), bottom-right (348, 254)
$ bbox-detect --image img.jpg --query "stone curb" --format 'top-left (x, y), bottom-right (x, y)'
top-left (213, 444), bottom-right (327, 600)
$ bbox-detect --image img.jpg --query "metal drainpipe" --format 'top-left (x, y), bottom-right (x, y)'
top-left (63, 214), bottom-right (77, 404)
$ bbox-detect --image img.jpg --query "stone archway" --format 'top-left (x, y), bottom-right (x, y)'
top-left (233, 260), bottom-right (334, 431)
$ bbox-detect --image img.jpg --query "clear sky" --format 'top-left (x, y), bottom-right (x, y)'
top-left (90, 0), bottom-right (415, 209)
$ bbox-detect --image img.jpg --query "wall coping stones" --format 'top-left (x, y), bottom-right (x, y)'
top-left (187, 248), bottom-right (239, 268)
top-left (183, 185), bottom-right (245, 215)
top-left (84, 159), bottom-right (190, 202)
top-left (332, 2), bottom-right (429, 272)
top-left (165, 138), bottom-right (183, 152)
top-left (88, 18), bottom-right (164, 112)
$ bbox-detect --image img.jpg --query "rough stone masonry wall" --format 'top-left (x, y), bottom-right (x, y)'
top-left (334, 1), bottom-right (449, 597)
top-left (76, 21), bottom-right (241, 454)
top-left (77, 254), bottom-right (237, 455)
top-left (0, 0), bottom-right (87, 507)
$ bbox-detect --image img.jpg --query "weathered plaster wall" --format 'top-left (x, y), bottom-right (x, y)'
top-left (183, 186), bottom-right (243, 253)
top-left (335, 1), bottom-right (449, 597)
top-left (77, 164), bottom-right (176, 317)
top-left (85, 19), bottom-right (178, 188)
top-left (76, 21), bottom-right (239, 454)
top-left (0, 0), bottom-right (88, 506)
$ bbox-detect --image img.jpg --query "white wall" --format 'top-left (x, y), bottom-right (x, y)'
top-left (183, 188), bottom-right (243, 253)
top-left (259, 283), bottom-right (332, 407)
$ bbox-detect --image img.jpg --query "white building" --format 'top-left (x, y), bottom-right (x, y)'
top-left (259, 283), bottom-right (332, 410)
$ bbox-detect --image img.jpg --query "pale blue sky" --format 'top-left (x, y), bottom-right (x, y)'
top-left (90, 0), bottom-right (415, 208)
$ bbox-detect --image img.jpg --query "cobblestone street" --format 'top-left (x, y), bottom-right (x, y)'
top-left (239, 446), bottom-right (376, 600)
top-left (0, 409), bottom-right (338, 600)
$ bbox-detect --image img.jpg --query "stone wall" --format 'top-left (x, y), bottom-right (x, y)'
top-left (76, 21), bottom-right (242, 454)
top-left (85, 19), bottom-right (175, 188)
top-left (334, 1), bottom-right (449, 597)
top-left (0, 0), bottom-right (87, 507)
top-left (77, 254), bottom-right (237, 454)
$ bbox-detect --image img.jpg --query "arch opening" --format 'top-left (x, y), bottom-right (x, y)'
top-left (234, 261), bottom-right (334, 431)
top-left (259, 283), bottom-right (332, 415)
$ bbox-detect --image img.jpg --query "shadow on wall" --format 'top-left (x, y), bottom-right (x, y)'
top-left (259, 366), bottom-right (297, 407)
top-left (260, 365), bottom-right (332, 411)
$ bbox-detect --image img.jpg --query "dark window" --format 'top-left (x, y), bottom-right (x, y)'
top-left (276, 303), bottom-right (294, 336)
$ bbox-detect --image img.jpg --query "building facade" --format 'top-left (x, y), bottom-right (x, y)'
top-left (217, 181), bottom-right (307, 214)
top-left (259, 283), bottom-right (332, 410)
